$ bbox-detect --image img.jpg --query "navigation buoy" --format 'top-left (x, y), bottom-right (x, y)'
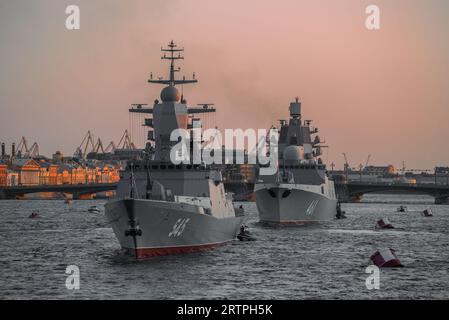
top-left (422, 208), bottom-right (433, 217)
top-left (375, 218), bottom-right (394, 229)
top-left (370, 248), bottom-right (403, 268)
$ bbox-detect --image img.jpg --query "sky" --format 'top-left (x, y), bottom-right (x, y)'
top-left (0, 0), bottom-right (448, 170)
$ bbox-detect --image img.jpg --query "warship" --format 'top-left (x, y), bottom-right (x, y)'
top-left (255, 98), bottom-right (337, 224)
top-left (105, 41), bottom-right (244, 258)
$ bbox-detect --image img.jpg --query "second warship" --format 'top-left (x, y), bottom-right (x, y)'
top-left (105, 41), bottom-right (244, 258)
top-left (255, 98), bottom-right (338, 224)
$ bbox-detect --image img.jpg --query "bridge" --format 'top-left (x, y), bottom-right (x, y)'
top-left (0, 183), bottom-right (118, 200)
top-left (336, 181), bottom-right (449, 204)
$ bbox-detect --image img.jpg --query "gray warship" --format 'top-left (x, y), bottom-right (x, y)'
top-left (255, 98), bottom-right (337, 225)
top-left (105, 41), bottom-right (244, 258)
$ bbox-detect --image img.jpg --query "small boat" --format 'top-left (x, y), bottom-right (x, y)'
top-left (237, 225), bottom-right (256, 241)
top-left (375, 218), bottom-right (394, 229)
top-left (397, 205), bottom-right (407, 212)
top-left (29, 212), bottom-right (40, 219)
top-left (88, 206), bottom-right (101, 213)
top-left (422, 208), bottom-right (433, 217)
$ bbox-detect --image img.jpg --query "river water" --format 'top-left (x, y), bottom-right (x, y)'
top-left (0, 194), bottom-right (448, 299)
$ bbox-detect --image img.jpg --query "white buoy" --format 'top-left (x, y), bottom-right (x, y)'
top-left (375, 218), bottom-right (394, 229)
top-left (370, 248), bottom-right (403, 268)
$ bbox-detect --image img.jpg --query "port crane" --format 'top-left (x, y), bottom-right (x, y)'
top-left (342, 153), bottom-right (350, 179)
top-left (116, 130), bottom-right (136, 150)
top-left (74, 131), bottom-right (95, 159)
top-left (93, 138), bottom-right (105, 154)
top-left (104, 141), bottom-right (116, 153)
top-left (16, 137), bottom-right (40, 158)
top-left (365, 154), bottom-right (371, 169)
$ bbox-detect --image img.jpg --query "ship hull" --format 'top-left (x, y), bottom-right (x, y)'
top-left (105, 198), bottom-right (244, 259)
top-left (255, 184), bottom-right (337, 225)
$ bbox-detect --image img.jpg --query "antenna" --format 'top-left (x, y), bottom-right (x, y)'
top-left (148, 41), bottom-right (197, 87)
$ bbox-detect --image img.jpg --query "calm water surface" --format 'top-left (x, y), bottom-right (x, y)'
top-left (0, 194), bottom-right (448, 299)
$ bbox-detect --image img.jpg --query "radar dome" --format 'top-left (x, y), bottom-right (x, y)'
top-left (160, 86), bottom-right (180, 102)
top-left (283, 145), bottom-right (304, 162)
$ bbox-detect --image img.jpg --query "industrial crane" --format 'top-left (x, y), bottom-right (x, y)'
top-left (116, 130), bottom-right (136, 150)
top-left (342, 153), bottom-right (350, 180)
top-left (16, 137), bottom-right (40, 158)
top-left (365, 154), bottom-right (372, 169)
top-left (74, 131), bottom-right (95, 159)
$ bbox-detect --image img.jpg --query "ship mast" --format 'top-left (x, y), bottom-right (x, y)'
top-left (148, 40), bottom-right (197, 87)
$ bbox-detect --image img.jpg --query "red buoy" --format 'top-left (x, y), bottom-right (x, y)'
top-left (370, 248), bottom-right (403, 268)
top-left (375, 218), bottom-right (394, 229)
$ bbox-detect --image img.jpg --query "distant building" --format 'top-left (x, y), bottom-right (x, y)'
top-left (38, 161), bottom-right (59, 185)
top-left (363, 165), bottom-right (396, 176)
top-left (436, 167), bottom-right (449, 175)
top-left (0, 162), bottom-right (7, 186)
top-left (11, 159), bottom-right (41, 186)
top-left (7, 170), bottom-right (19, 186)
top-left (52, 151), bottom-right (64, 163)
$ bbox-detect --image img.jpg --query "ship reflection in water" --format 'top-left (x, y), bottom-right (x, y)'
top-left (0, 194), bottom-right (448, 299)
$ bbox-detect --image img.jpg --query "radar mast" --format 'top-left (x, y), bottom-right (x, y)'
top-left (148, 40), bottom-right (197, 87)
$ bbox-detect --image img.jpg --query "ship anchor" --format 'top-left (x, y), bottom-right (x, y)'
top-left (124, 163), bottom-right (142, 259)
top-left (125, 218), bottom-right (142, 259)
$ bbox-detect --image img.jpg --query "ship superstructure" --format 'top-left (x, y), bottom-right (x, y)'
top-left (255, 98), bottom-right (337, 224)
top-left (105, 42), bottom-right (244, 258)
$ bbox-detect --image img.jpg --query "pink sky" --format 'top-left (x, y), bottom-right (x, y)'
top-left (0, 0), bottom-right (448, 169)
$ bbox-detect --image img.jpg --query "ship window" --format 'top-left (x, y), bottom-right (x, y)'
top-left (152, 165), bottom-right (158, 170)
top-left (187, 165), bottom-right (192, 170)
top-left (176, 165), bottom-right (182, 170)
top-left (295, 166), bottom-right (299, 169)
top-left (321, 186), bottom-right (325, 194)
top-left (194, 165), bottom-right (200, 170)
top-left (168, 165), bottom-right (174, 170)
top-left (160, 165), bottom-right (166, 169)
